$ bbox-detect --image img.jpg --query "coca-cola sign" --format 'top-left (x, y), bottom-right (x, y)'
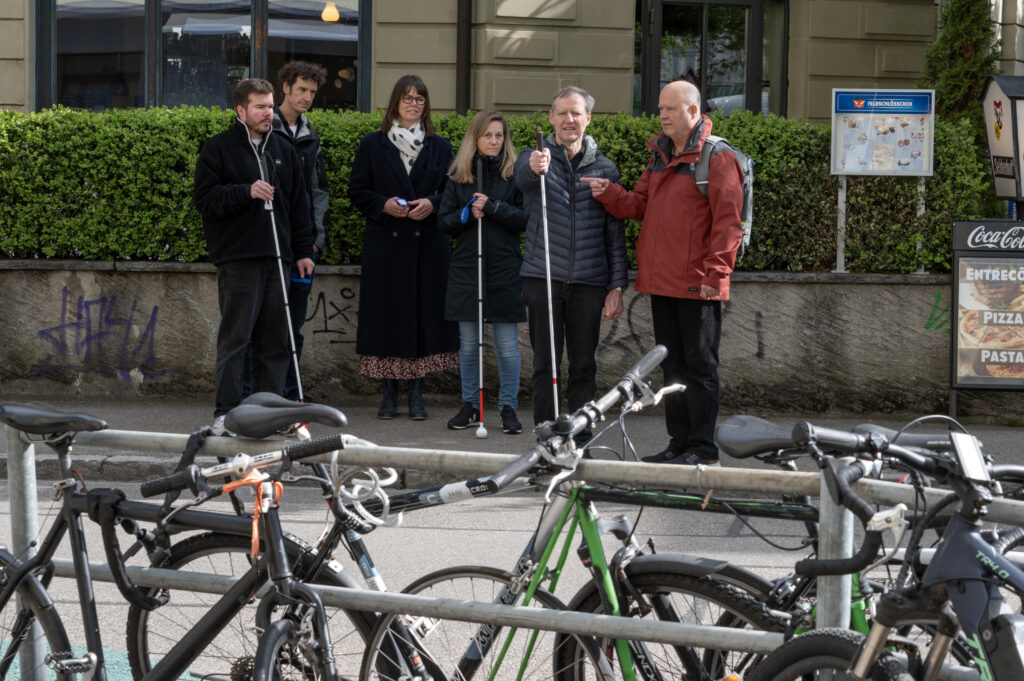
top-left (954, 221), bottom-right (1024, 252)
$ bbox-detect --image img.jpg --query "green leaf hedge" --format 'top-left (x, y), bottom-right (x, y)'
top-left (0, 106), bottom-right (998, 272)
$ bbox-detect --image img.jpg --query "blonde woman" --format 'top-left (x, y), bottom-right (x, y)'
top-left (437, 110), bottom-right (527, 434)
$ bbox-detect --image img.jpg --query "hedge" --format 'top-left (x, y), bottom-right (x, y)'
top-left (0, 106), bottom-right (997, 272)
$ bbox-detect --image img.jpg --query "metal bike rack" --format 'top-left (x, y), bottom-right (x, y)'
top-left (7, 426), bottom-right (1018, 681)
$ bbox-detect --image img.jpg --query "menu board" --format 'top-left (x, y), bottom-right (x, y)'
top-left (952, 221), bottom-right (1024, 389)
top-left (831, 89), bottom-right (934, 176)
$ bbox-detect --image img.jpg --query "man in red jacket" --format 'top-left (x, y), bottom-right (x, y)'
top-left (582, 80), bottom-right (743, 465)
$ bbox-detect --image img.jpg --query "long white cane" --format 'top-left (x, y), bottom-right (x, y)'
top-left (535, 127), bottom-right (559, 418)
top-left (475, 156), bottom-right (488, 438)
top-left (259, 155), bottom-right (304, 402)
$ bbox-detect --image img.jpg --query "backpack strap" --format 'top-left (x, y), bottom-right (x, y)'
top-left (692, 135), bottom-right (725, 198)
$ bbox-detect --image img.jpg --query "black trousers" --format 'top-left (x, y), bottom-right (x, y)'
top-left (523, 278), bottom-right (606, 425)
top-left (242, 262), bottom-right (313, 400)
top-left (214, 258), bottom-right (290, 416)
top-left (650, 295), bottom-right (721, 458)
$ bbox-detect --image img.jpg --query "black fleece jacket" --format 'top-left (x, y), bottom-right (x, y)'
top-left (193, 119), bottom-right (313, 266)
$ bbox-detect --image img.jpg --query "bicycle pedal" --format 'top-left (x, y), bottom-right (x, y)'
top-left (47, 650), bottom-right (97, 673)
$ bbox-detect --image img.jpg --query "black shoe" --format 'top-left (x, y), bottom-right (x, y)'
top-left (667, 451), bottom-right (721, 466)
top-left (499, 406), bottom-right (522, 435)
top-left (408, 378), bottom-right (427, 420)
top-left (447, 402), bottom-right (480, 430)
top-left (377, 379), bottom-right (397, 419)
top-left (641, 446), bottom-right (678, 463)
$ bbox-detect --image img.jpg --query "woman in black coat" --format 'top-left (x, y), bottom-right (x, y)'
top-left (437, 110), bottom-right (527, 435)
top-left (348, 75), bottom-right (458, 420)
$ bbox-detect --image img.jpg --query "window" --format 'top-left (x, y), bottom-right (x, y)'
top-left (42, 0), bottom-right (366, 111)
top-left (636, 0), bottom-right (787, 117)
top-left (56, 0), bottom-right (146, 110)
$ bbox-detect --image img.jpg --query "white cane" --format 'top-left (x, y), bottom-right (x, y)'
top-left (535, 126), bottom-right (560, 418)
top-left (259, 155), bottom-right (304, 402)
top-left (475, 156), bottom-right (488, 438)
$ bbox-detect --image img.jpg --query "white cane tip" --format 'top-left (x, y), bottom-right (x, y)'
top-left (476, 425), bottom-right (488, 439)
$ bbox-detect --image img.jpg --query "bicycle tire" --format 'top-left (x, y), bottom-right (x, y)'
top-left (126, 532), bottom-right (373, 680)
top-left (359, 565), bottom-right (613, 681)
top-left (0, 550), bottom-right (74, 681)
top-left (253, 617), bottom-right (327, 681)
top-left (554, 568), bottom-right (787, 681)
top-left (746, 627), bottom-right (910, 681)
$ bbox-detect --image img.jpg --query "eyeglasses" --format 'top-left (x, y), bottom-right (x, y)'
top-left (401, 95), bottom-right (426, 106)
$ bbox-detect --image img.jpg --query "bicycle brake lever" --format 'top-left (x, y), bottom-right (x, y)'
top-left (544, 467), bottom-right (575, 503)
top-left (863, 503), bottom-right (909, 572)
top-left (626, 383), bottom-right (684, 412)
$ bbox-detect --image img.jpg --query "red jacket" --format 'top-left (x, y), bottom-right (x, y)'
top-left (596, 116), bottom-right (743, 300)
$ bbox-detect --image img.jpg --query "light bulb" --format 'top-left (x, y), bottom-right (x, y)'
top-left (321, 1), bottom-right (339, 22)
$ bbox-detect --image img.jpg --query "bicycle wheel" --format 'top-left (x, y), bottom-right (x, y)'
top-left (253, 617), bottom-right (326, 681)
top-left (0, 550), bottom-right (75, 681)
top-left (126, 532), bottom-right (373, 680)
top-left (554, 569), bottom-right (787, 681)
top-left (360, 566), bottom-right (612, 681)
top-left (746, 628), bottom-right (910, 681)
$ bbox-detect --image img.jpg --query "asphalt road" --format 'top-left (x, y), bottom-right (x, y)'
top-left (1, 395), bottom-right (1021, 680)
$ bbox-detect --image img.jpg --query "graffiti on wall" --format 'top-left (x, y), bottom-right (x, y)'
top-left (308, 287), bottom-right (357, 343)
top-left (31, 286), bottom-right (163, 383)
top-left (925, 289), bottom-right (951, 334)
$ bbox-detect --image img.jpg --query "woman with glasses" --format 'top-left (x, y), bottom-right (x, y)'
top-left (437, 110), bottom-right (527, 435)
top-left (348, 74), bottom-right (458, 420)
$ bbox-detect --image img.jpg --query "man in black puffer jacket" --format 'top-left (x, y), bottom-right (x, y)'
top-left (193, 78), bottom-right (314, 433)
top-left (515, 86), bottom-right (628, 434)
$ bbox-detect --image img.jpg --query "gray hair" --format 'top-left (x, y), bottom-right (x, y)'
top-left (552, 86), bottom-right (595, 114)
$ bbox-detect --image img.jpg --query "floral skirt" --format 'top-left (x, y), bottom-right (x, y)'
top-left (359, 352), bottom-right (459, 380)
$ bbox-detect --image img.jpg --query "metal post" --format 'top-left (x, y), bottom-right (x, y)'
top-left (834, 175), bottom-right (847, 273)
top-left (816, 457), bottom-right (853, 629)
top-left (5, 425), bottom-right (45, 681)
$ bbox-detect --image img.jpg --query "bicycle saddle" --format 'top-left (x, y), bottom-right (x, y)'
top-left (225, 392), bottom-right (347, 438)
top-left (714, 414), bottom-right (793, 458)
top-left (0, 404), bottom-right (107, 435)
top-left (851, 423), bottom-right (952, 452)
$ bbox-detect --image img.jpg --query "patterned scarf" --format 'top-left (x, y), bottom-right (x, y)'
top-left (388, 120), bottom-right (425, 173)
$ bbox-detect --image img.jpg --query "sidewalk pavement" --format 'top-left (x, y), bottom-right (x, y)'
top-left (2, 393), bottom-right (1023, 482)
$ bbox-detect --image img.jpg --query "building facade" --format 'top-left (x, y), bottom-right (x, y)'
top-left (0, 0), bottom-right (1020, 120)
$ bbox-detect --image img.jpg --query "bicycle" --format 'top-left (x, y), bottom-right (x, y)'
top-left (351, 346), bottom-right (793, 681)
top-left (742, 418), bottom-right (1024, 681)
top-left (0, 400), bottom-right (372, 681)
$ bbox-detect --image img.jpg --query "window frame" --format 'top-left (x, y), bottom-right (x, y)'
top-left (35, 0), bottom-right (370, 111)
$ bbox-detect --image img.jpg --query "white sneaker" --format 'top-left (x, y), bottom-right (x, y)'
top-left (211, 415), bottom-right (235, 437)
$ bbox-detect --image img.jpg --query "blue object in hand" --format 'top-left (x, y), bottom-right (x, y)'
top-left (396, 198), bottom-right (408, 207)
top-left (459, 196), bottom-right (478, 224)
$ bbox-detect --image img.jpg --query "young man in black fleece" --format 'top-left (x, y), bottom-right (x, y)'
top-left (193, 78), bottom-right (315, 433)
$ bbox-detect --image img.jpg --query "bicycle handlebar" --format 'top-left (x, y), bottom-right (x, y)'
top-left (139, 434), bottom-right (345, 498)
top-left (792, 422), bottom-right (944, 577)
top-left (485, 345), bottom-right (669, 492)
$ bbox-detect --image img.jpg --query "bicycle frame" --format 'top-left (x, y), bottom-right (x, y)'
top-left (0, 441), bottom-right (360, 681)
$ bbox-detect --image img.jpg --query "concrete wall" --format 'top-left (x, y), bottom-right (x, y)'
top-left (787, 0), bottom-right (937, 121)
top-left (0, 0), bottom-right (28, 112)
top-left (994, 0), bottom-right (1024, 76)
top-left (2, 261), bottom-right (1018, 418)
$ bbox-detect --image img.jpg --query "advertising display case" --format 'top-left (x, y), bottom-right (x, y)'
top-left (952, 221), bottom-right (1024, 389)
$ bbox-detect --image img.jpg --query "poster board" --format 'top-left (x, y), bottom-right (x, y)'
top-left (831, 89), bottom-right (934, 176)
top-left (952, 221), bottom-right (1024, 389)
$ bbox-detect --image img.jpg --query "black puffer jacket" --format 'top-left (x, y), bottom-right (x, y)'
top-left (514, 134), bottom-right (627, 290)
top-left (438, 153), bottom-right (527, 322)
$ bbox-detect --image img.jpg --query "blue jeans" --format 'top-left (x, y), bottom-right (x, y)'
top-left (458, 321), bottom-right (520, 409)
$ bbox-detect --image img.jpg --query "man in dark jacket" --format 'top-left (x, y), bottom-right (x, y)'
top-left (242, 61), bottom-right (329, 400)
top-left (582, 80), bottom-right (744, 466)
top-left (514, 86), bottom-right (628, 434)
top-left (193, 78), bottom-right (315, 433)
